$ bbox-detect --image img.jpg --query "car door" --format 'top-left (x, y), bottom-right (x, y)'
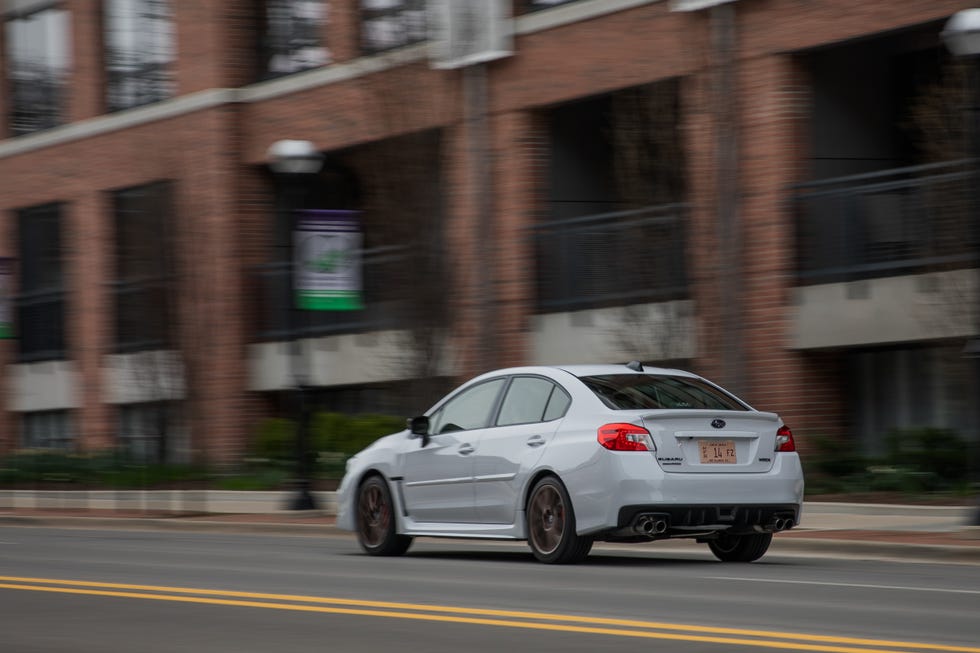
top-left (472, 376), bottom-right (572, 524)
top-left (400, 377), bottom-right (506, 523)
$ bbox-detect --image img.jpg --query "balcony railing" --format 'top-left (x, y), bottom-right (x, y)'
top-left (793, 160), bottom-right (979, 284)
top-left (530, 203), bottom-right (689, 312)
top-left (251, 245), bottom-right (418, 341)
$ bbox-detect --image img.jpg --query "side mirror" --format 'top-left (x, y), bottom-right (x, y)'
top-left (408, 416), bottom-right (430, 447)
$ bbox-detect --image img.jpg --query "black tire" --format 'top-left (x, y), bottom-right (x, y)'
top-left (526, 476), bottom-right (593, 564)
top-left (707, 532), bottom-right (773, 562)
top-left (356, 476), bottom-right (413, 556)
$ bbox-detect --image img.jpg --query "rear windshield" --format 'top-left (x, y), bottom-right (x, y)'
top-left (580, 374), bottom-right (748, 411)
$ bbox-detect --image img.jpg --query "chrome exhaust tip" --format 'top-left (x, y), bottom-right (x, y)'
top-left (632, 514), bottom-right (669, 536)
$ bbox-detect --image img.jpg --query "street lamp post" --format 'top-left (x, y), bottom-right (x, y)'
top-left (267, 139), bottom-right (324, 511)
top-left (942, 10), bottom-right (980, 525)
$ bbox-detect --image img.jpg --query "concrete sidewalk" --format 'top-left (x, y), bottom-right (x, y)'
top-left (2, 490), bottom-right (979, 563)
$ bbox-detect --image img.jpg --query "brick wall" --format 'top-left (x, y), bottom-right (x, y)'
top-left (491, 109), bottom-right (546, 371)
top-left (3, 0), bottom-right (977, 460)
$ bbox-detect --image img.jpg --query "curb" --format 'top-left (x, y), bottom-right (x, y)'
top-left (3, 514), bottom-right (980, 564)
top-left (0, 514), bottom-right (341, 535)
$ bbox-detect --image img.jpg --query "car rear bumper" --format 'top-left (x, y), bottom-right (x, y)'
top-left (567, 451), bottom-right (804, 535)
top-left (613, 503), bottom-right (800, 538)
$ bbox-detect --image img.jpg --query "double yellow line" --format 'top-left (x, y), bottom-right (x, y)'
top-left (0, 575), bottom-right (975, 653)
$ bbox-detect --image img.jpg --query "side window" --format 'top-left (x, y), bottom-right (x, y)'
top-left (543, 386), bottom-right (571, 421)
top-left (429, 378), bottom-right (506, 434)
top-left (497, 377), bottom-right (561, 426)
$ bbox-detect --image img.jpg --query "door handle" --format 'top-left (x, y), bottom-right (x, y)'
top-left (526, 435), bottom-right (545, 448)
top-left (458, 444), bottom-right (475, 455)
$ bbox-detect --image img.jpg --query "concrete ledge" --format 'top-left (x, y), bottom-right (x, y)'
top-left (0, 490), bottom-right (338, 514)
top-left (803, 502), bottom-right (974, 518)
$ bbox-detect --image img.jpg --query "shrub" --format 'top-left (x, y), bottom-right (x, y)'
top-left (885, 428), bottom-right (970, 488)
top-left (252, 418), bottom-right (296, 461)
top-left (0, 449), bottom-right (209, 488)
top-left (250, 412), bottom-right (405, 479)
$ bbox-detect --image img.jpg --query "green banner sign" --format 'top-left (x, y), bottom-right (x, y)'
top-left (294, 210), bottom-right (363, 311)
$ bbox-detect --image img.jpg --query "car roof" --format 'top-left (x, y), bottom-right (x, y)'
top-left (556, 364), bottom-right (698, 378)
top-left (476, 364), bottom-right (699, 380)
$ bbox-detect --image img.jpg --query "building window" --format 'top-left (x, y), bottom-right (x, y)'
top-left (524, 0), bottom-right (583, 11)
top-left (16, 203), bottom-right (66, 361)
top-left (260, 0), bottom-right (329, 79)
top-left (22, 410), bottom-right (75, 450)
top-left (112, 181), bottom-right (175, 352)
top-left (848, 346), bottom-right (979, 455)
top-left (360, 0), bottom-right (426, 55)
top-left (118, 401), bottom-right (184, 462)
top-left (104, 0), bottom-right (176, 112)
top-left (4, 4), bottom-right (71, 135)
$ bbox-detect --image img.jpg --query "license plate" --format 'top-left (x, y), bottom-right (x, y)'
top-left (698, 439), bottom-right (737, 464)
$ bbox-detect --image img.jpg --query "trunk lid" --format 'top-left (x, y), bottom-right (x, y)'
top-left (641, 409), bottom-right (780, 473)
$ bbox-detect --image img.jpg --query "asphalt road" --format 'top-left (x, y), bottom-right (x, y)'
top-left (1, 526), bottom-right (978, 653)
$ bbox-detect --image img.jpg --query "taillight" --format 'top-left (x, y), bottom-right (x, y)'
top-left (775, 425), bottom-right (796, 452)
top-left (598, 423), bottom-right (654, 452)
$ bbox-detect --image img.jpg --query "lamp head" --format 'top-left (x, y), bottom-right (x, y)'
top-left (267, 140), bottom-right (323, 176)
top-left (942, 9), bottom-right (980, 57)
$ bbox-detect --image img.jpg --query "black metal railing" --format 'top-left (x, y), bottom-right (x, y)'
top-left (530, 203), bottom-right (689, 312)
top-left (793, 160), bottom-right (979, 284)
top-left (14, 289), bottom-right (66, 362)
top-left (251, 245), bottom-right (416, 341)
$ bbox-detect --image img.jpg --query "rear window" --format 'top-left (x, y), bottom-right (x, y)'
top-left (580, 374), bottom-right (747, 411)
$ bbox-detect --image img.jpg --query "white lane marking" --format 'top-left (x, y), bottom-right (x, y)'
top-left (709, 576), bottom-right (980, 595)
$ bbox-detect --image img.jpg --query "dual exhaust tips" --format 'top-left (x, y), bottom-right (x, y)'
top-left (630, 513), bottom-right (795, 536)
top-left (770, 518), bottom-right (793, 532)
top-left (633, 515), bottom-right (669, 536)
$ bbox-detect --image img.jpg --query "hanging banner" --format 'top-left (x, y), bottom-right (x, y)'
top-left (0, 258), bottom-right (12, 338)
top-left (293, 210), bottom-right (363, 311)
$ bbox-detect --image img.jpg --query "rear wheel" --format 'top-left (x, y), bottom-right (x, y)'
top-left (707, 532), bottom-right (772, 562)
top-left (526, 477), bottom-right (593, 564)
top-left (356, 476), bottom-right (412, 556)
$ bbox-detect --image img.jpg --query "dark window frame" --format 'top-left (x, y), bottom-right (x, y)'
top-left (15, 202), bottom-right (67, 362)
top-left (111, 180), bottom-right (176, 352)
top-left (22, 409), bottom-right (75, 450)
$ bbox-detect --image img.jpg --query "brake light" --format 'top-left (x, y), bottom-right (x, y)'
top-left (598, 423), bottom-right (654, 451)
top-left (775, 425), bottom-right (796, 452)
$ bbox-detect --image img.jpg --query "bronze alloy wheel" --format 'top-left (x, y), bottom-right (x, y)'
top-left (526, 476), bottom-right (592, 564)
top-left (529, 483), bottom-right (565, 555)
top-left (356, 476), bottom-right (412, 556)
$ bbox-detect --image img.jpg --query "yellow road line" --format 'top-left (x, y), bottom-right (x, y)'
top-left (0, 576), bottom-right (974, 653)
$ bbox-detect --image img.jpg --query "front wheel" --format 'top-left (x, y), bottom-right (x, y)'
top-left (707, 532), bottom-right (772, 562)
top-left (356, 476), bottom-right (413, 556)
top-left (526, 477), bottom-right (593, 564)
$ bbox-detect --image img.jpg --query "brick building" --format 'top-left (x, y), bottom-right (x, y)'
top-left (0, 0), bottom-right (977, 465)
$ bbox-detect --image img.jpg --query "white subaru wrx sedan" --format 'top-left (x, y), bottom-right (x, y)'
top-left (335, 363), bottom-right (804, 564)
